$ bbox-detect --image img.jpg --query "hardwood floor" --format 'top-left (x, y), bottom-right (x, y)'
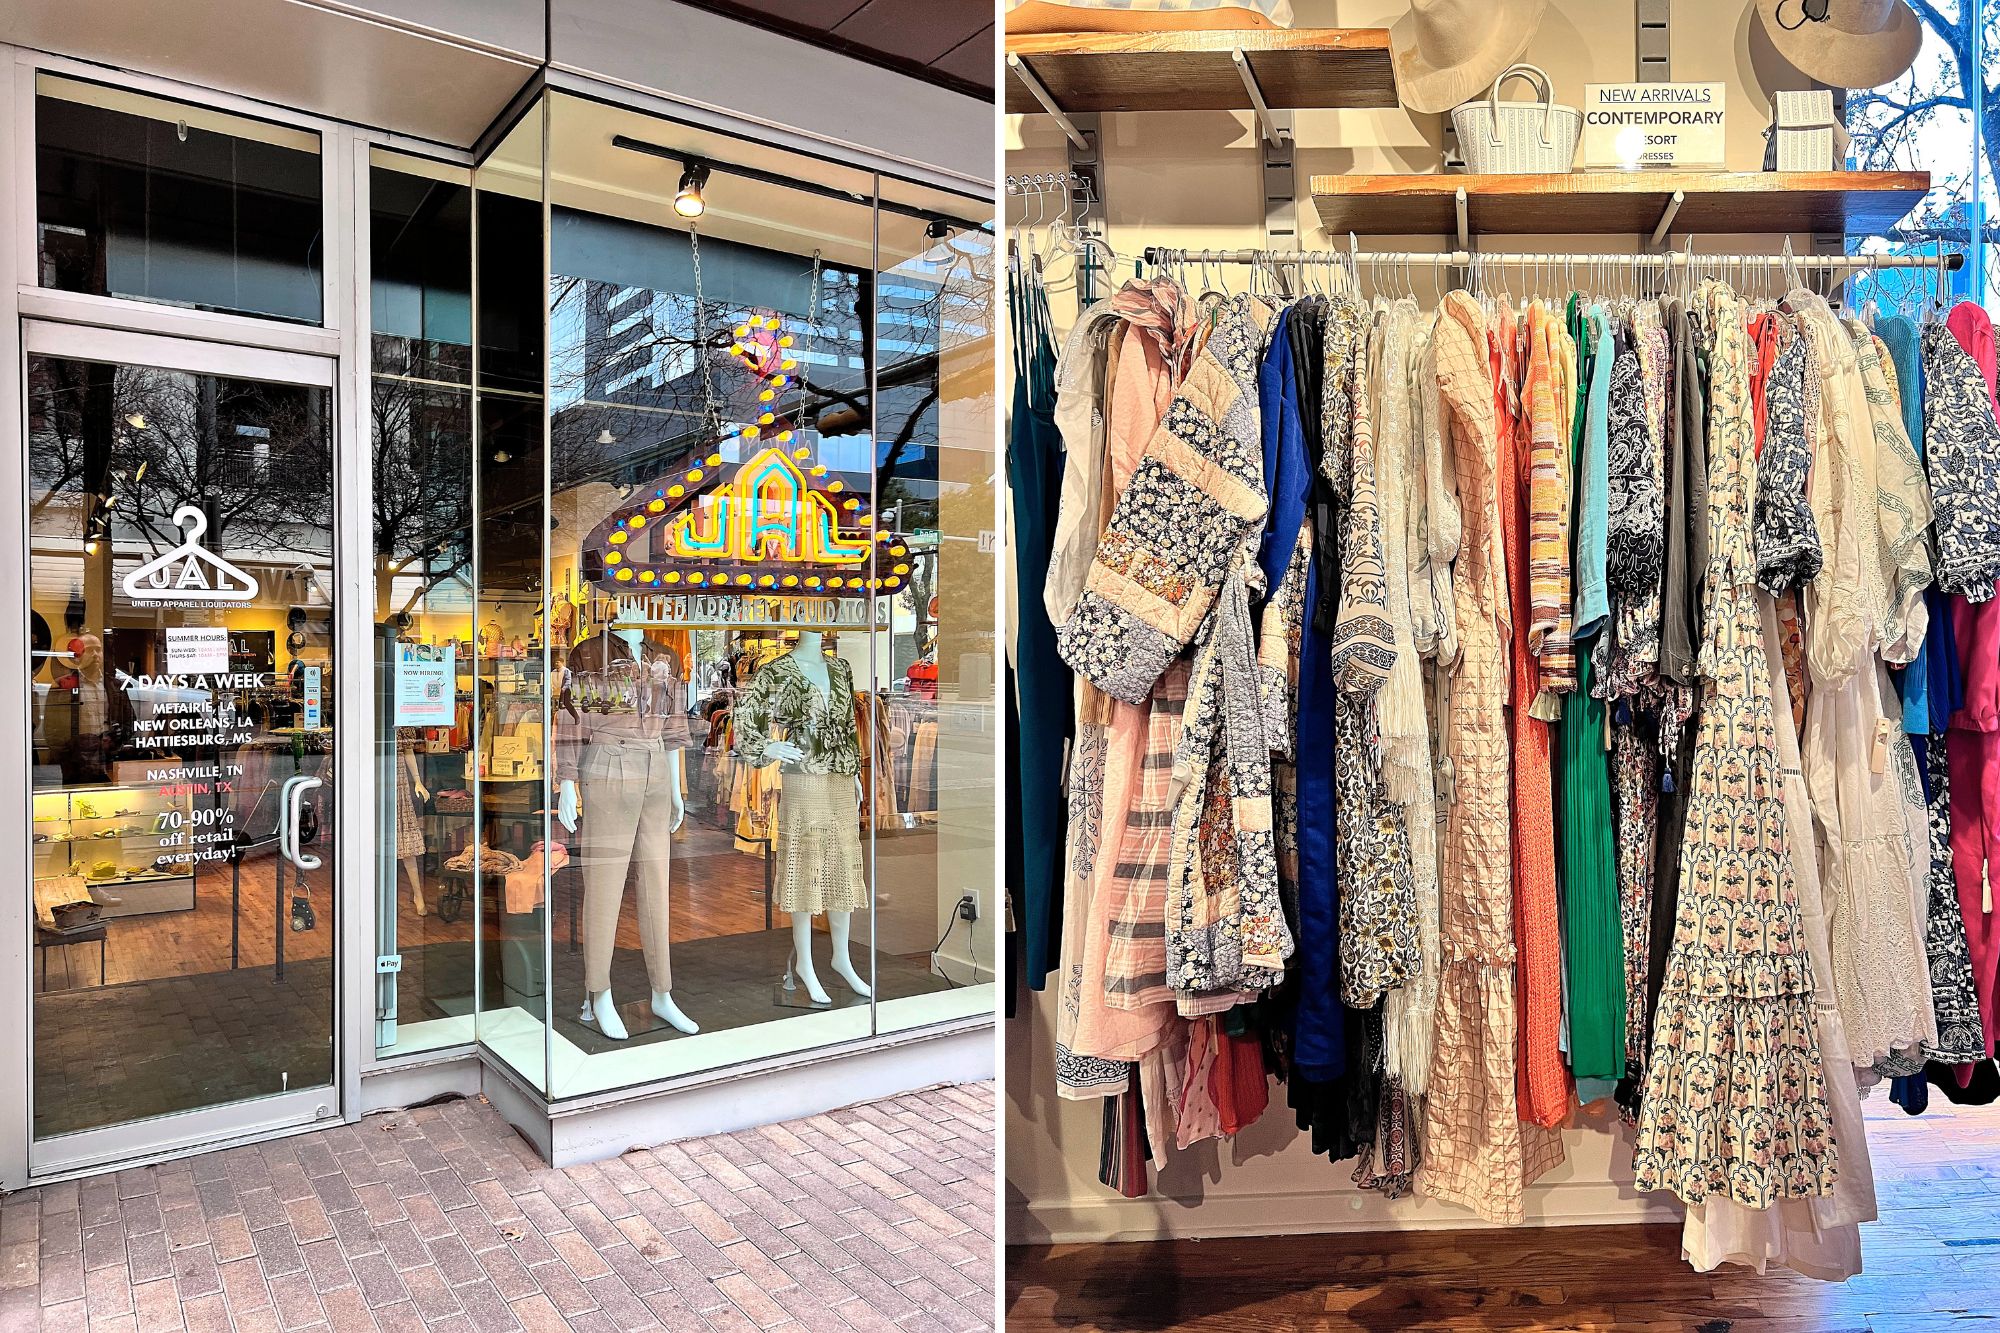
top-left (1006, 1095), bottom-right (2000, 1331)
top-left (41, 803), bottom-right (951, 1000)
top-left (39, 825), bottom-right (788, 993)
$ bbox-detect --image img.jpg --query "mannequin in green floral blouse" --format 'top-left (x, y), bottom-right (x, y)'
top-left (735, 630), bottom-right (872, 1005)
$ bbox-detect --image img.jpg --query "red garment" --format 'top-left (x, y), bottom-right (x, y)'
top-left (1747, 312), bottom-right (1782, 458)
top-left (1496, 311), bottom-right (1570, 1127)
top-left (1208, 1030), bottom-right (1269, 1137)
top-left (1947, 302), bottom-right (2000, 1071)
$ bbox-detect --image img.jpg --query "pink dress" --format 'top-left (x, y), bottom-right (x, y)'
top-left (1947, 302), bottom-right (2000, 1063)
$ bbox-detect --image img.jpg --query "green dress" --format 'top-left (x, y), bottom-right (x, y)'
top-left (1557, 649), bottom-right (1624, 1092)
top-left (1558, 298), bottom-right (1626, 1096)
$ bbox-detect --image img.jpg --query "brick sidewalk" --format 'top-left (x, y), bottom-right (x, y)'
top-left (0, 1082), bottom-right (995, 1332)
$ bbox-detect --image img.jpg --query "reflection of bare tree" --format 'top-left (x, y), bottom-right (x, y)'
top-left (24, 356), bottom-right (92, 522)
top-left (372, 374), bottom-right (473, 617)
top-left (545, 268), bottom-right (873, 498)
top-left (545, 225), bottom-right (994, 524)
top-left (29, 357), bottom-right (332, 558)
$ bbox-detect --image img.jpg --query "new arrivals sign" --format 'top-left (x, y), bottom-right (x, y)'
top-left (1582, 83), bottom-right (1726, 170)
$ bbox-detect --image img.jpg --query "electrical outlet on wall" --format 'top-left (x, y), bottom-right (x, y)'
top-left (957, 891), bottom-right (981, 924)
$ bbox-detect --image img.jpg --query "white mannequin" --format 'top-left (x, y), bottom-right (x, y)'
top-left (557, 606), bottom-right (697, 1039)
top-left (401, 747), bottom-right (429, 916)
top-left (761, 630), bottom-right (872, 1005)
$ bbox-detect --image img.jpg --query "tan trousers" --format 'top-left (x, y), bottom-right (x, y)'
top-left (578, 742), bottom-right (677, 993)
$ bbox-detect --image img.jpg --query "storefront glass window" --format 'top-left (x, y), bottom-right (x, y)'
top-left (461, 92), bottom-right (993, 1101)
top-left (471, 106), bottom-right (554, 1093)
top-left (370, 151), bottom-right (476, 1060)
top-left (540, 93), bottom-right (884, 1097)
top-left (869, 179), bottom-right (998, 1036)
top-left (1845, 4), bottom-right (1990, 306)
top-left (34, 75), bottom-right (324, 326)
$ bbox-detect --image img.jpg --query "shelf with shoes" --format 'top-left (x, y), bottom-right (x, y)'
top-left (32, 783), bottom-right (198, 917)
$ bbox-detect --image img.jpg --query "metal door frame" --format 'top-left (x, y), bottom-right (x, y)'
top-left (17, 320), bottom-right (347, 1178)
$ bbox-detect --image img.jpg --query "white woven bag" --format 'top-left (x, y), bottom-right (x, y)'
top-left (1450, 64), bottom-right (1581, 174)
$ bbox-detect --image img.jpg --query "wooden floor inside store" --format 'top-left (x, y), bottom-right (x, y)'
top-left (41, 811), bottom-right (949, 991)
top-left (1006, 1095), bottom-right (2000, 1331)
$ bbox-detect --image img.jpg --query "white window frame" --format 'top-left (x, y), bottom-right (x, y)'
top-left (0, 43), bottom-right (481, 1190)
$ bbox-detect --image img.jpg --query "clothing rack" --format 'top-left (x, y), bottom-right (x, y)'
top-left (1140, 246), bottom-right (1963, 273)
top-left (1007, 171), bottom-right (1091, 196)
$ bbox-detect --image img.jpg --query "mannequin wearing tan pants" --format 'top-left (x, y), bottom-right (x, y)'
top-left (558, 740), bottom-right (698, 1038)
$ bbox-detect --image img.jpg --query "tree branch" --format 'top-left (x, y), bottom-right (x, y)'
top-left (1903, 0), bottom-right (1959, 44)
top-left (1854, 93), bottom-right (1972, 161)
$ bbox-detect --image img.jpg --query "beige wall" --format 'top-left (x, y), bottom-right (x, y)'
top-left (1005, 0), bottom-right (1820, 1246)
top-left (1007, 0), bottom-right (1829, 329)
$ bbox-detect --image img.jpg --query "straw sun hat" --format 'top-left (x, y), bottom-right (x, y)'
top-left (1754, 0), bottom-right (1923, 90)
top-left (1389, 0), bottom-right (1549, 116)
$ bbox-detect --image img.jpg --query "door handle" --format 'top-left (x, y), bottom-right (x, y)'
top-left (283, 775), bottom-right (324, 872)
top-left (277, 775), bottom-right (302, 865)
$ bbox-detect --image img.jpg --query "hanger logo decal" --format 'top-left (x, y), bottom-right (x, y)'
top-left (123, 506), bottom-right (260, 605)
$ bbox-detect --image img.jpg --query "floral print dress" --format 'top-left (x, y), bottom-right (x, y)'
top-left (1323, 297), bottom-right (1420, 1010)
top-left (1631, 282), bottom-right (1839, 1209)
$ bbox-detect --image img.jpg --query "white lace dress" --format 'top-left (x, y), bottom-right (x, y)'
top-left (1795, 296), bottom-right (1936, 1068)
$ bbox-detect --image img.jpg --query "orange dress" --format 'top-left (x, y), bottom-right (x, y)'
top-left (1508, 305), bottom-right (1573, 1128)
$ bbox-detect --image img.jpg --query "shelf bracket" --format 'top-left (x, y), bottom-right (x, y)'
top-left (1648, 189), bottom-right (1686, 249)
top-left (1232, 49), bottom-right (1290, 148)
top-left (1008, 54), bottom-right (1091, 152)
top-left (1454, 187), bottom-right (1469, 251)
top-left (1260, 101), bottom-right (1297, 271)
top-left (1067, 113), bottom-right (1107, 300)
top-left (1636, 0), bottom-right (1671, 82)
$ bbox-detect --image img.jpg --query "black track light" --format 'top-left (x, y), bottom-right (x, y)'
top-left (675, 160), bottom-right (710, 219)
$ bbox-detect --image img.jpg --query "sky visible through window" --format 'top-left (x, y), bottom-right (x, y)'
top-left (1846, 0), bottom-right (1994, 311)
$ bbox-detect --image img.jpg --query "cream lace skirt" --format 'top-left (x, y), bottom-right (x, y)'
top-left (775, 772), bottom-right (868, 915)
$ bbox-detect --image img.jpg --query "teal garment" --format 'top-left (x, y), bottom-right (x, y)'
top-left (1555, 294), bottom-right (1622, 1096)
top-left (1555, 648), bottom-right (1625, 1090)
top-left (1572, 305), bottom-right (1614, 642)
top-left (1006, 265), bottom-right (1073, 994)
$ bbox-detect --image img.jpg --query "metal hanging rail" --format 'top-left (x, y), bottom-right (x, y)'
top-left (1140, 246), bottom-right (1963, 271)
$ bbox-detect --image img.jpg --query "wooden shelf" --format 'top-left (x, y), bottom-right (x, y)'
top-left (1005, 28), bottom-right (1395, 115)
top-left (1309, 171), bottom-right (1931, 238)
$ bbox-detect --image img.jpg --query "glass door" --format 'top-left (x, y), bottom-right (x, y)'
top-left (22, 322), bottom-right (340, 1172)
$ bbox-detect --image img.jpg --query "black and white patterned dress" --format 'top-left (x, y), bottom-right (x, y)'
top-left (1923, 324), bottom-right (2000, 601)
top-left (1755, 329), bottom-right (1824, 595)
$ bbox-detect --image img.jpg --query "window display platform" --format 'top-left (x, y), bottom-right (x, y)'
top-left (400, 925), bottom-right (956, 1055)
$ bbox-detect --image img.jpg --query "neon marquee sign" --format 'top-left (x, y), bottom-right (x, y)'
top-left (580, 311), bottom-right (910, 598)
